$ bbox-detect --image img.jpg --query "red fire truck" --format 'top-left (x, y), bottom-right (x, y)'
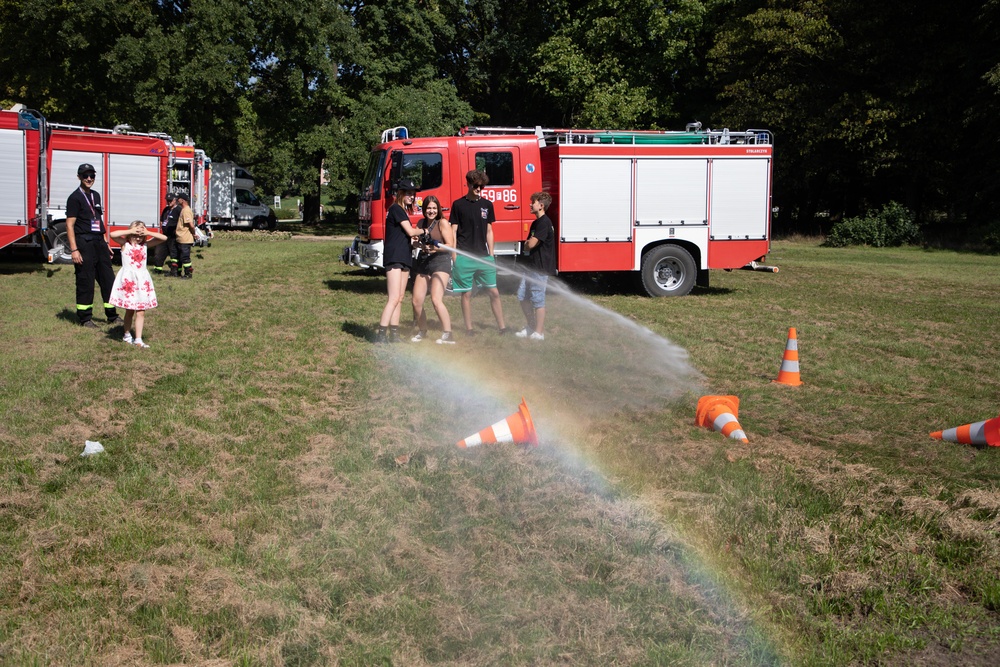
top-left (1, 106), bottom-right (213, 259)
top-left (342, 124), bottom-right (774, 296)
top-left (172, 143), bottom-right (210, 225)
top-left (0, 107), bottom-right (47, 253)
top-left (45, 121), bottom-right (172, 257)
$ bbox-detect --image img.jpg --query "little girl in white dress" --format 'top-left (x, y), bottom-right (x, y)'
top-left (109, 221), bottom-right (167, 348)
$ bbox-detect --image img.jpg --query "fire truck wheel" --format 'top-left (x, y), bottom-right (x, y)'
top-left (640, 245), bottom-right (696, 297)
top-left (51, 222), bottom-right (68, 247)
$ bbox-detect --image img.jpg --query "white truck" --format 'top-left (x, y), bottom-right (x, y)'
top-left (208, 161), bottom-right (276, 230)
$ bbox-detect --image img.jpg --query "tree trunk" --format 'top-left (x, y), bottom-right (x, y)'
top-left (303, 194), bottom-right (322, 224)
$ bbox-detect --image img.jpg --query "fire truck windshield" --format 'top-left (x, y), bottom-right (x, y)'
top-left (360, 150), bottom-right (386, 201)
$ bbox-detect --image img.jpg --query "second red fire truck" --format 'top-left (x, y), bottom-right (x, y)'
top-left (343, 123), bottom-right (774, 296)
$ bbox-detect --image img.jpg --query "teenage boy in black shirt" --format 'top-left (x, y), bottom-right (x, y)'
top-left (65, 163), bottom-right (121, 328)
top-left (449, 169), bottom-right (507, 336)
top-left (515, 192), bottom-right (556, 340)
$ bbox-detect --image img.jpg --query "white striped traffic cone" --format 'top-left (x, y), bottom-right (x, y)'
top-left (457, 398), bottom-right (539, 448)
top-left (930, 415), bottom-right (1000, 447)
top-left (773, 327), bottom-right (803, 386)
top-left (695, 395), bottom-right (749, 443)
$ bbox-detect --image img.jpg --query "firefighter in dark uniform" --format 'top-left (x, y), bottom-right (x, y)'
top-left (152, 192), bottom-right (179, 275)
top-left (65, 163), bottom-right (122, 328)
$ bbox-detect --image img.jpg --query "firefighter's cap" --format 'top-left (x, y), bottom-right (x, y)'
top-left (164, 192), bottom-right (176, 202)
top-left (77, 163), bottom-right (96, 177)
top-left (397, 178), bottom-right (418, 192)
top-left (176, 192), bottom-right (190, 203)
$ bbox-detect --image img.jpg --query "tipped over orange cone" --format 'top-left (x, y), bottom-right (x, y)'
top-left (696, 395), bottom-right (749, 443)
top-left (457, 398), bottom-right (539, 448)
top-left (773, 327), bottom-right (803, 386)
top-left (930, 415), bottom-right (1000, 447)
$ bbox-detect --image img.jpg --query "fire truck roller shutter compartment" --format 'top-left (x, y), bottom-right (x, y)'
top-left (558, 157), bottom-right (634, 272)
top-left (635, 158), bottom-right (708, 230)
top-left (707, 157), bottom-right (771, 268)
top-left (0, 129), bottom-right (28, 226)
top-left (51, 151), bottom-right (104, 217)
top-left (110, 154), bottom-right (160, 228)
top-left (633, 157), bottom-right (710, 273)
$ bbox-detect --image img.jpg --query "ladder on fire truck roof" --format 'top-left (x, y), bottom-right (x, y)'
top-left (47, 121), bottom-right (175, 143)
top-left (47, 121), bottom-right (183, 176)
top-left (458, 123), bottom-right (772, 146)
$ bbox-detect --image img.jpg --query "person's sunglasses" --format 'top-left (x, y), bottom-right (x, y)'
top-left (82, 173), bottom-right (96, 179)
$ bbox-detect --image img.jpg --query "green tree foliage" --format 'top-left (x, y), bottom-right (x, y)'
top-left (2, 0), bottom-right (999, 236)
top-left (824, 201), bottom-right (920, 247)
top-left (529, 0), bottom-right (709, 127)
top-left (0, 0), bottom-right (161, 124)
top-left (708, 0), bottom-right (1000, 234)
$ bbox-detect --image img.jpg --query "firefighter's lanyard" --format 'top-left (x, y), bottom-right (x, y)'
top-left (78, 186), bottom-right (101, 233)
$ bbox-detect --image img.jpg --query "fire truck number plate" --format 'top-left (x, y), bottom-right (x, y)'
top-left (482, 188), bottom-right (518, 203)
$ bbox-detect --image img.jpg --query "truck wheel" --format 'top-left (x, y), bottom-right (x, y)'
top-left (47, 222), bottom-right (74, 264)
top-left (252, 215), bottom-right (268, 230)
top-left (640, 245), bottom-right (697, 297)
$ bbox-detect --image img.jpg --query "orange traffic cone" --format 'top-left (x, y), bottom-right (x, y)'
top-left (457, 397), bottom-right (539, 448)
top-left (695, 395), bottom-right (749, 443)
top-left (773, 327), bottom-right (803, 386)
top-left (930, 415), bottom-right (1000, 447)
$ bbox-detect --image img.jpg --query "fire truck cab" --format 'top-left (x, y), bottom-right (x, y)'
top-left (345, 126), bottom-right (542, 267)
top-left (344, 124), bottom-right (774, 296)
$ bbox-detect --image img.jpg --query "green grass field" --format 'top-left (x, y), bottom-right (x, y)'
top-left (1, 238), bottom-right (998, 665)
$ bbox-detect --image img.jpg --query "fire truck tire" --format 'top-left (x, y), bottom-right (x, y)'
top-left (640, 245), bottom-right (696, 297)
top-left (51, 222), bottom-right (67, 246)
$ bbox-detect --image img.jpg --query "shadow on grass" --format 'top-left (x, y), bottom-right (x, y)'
top-left (279, 220), bottom-right (356, 237)
top-left (55, 305), bottom-right (133, 327)
top-left (55, 308), bottom-right (78, 325)
top-left (559, 273), bottom-right (734, 297)
top-left (54, 307), bottom-right (127, 340)
top-left (342, 321), bottom-right (374, 342)
top-left (0, 251), bottom-right (51, 275)
top-left (690, 285), bottom-right (735, 297)
top-left (325, 275), bottom-right (384, 294)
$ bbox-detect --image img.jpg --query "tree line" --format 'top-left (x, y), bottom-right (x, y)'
top-left (2, 0), bottom-right (998, 239)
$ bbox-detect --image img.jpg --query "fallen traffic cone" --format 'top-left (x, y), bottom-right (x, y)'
top-left (457, 397), bottom-right (539, 448)
top-left (695, 395), bottom-right (749, 443)
top-left (930, 415), bottom-right (1000, 447)
top-left (773, 327), bottom-right (803, 386)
